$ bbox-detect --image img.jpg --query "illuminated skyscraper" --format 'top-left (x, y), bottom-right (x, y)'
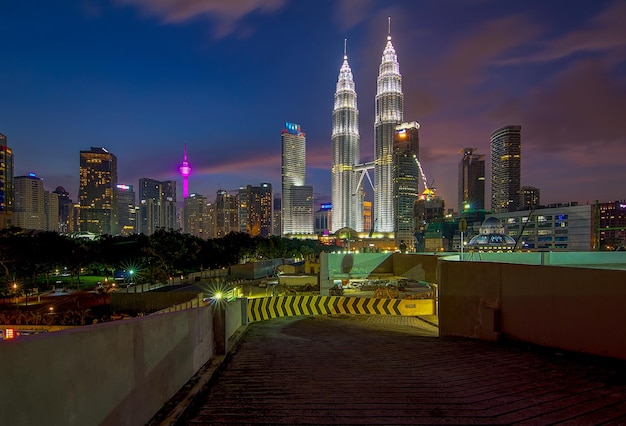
top-left (458, 148), bottom-right (485, 213)
top-left (0, 132), bottom-right (14, 229)
top-left (375, 20), bottom-right (403, 233)
top-left (79, 147), bottom-right (118, 235)
top-left (178, 145), bottom-right (192, 199)
top-left (238, 183), bottom-right (273, 237)
top-left (393, 122), bottom-right (420, 249)
top-left (281, 122), bottom-right (313, 235)
top-left (138, 178), bottom-right (176, 235)
top-left (116, 184), bottom-right (136, 235)
top-left (14, 173), bottom-right (45, 230)
top-left (214, 189), bottom-right (238, 238)
top-left (184, 193), bottom-right (209, 238)
top-left (491, 125), bottom-right (521, 213)
top-left (331, 40), bottom-right (362, 232)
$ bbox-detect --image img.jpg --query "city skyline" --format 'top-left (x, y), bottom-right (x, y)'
top-left (2, 0), bottom-right (626, 210)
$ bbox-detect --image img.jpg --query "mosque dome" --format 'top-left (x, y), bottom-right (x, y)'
top-left (466, 216), bottom-right (516, 250)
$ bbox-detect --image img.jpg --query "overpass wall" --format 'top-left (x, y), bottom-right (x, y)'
top-left (438, 260), bottom-right (626, 360)
top-left (0, 305), bottom-right (217, 426)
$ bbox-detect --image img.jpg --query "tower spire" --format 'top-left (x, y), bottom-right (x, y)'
top-left (388, 16), bottom-right (391, 40)
top-left (344, 38), bottom-right (347, 60)
top-left (178, 144), bottom-right (192, 198)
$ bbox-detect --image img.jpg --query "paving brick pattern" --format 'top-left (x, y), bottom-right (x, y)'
top-left (183, 315), bottom-right (626, 425)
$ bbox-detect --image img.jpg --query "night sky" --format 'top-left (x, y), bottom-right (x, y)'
top-left (1, 0), bottom-right (625, 210)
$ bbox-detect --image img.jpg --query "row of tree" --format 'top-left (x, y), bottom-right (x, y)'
top-left (0, 228), bottom-right (336, 295)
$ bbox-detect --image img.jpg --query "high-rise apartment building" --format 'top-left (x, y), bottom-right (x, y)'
top-left (0, 132), bottom-right (14, 229)
top-left (79, 147), bottom-right (118, 235)
top-left (491, 125), bottom-right (521, 214)
top-left (183, 193), bottom-right (209, 238)
top-left (160, 180), bottom-right (177, 231)
top-left (281, 122), bottom-right (313, 235)
top-left (458, 148), bottom-right (485, 213)
top-left (14, 174), bottom-right (46, 230)
top-left (214, 189), bottom-right (238, 238)
top-left (393, 122), bottom-right (420, 249)
top-left (138, 178), bottom-right (176, 235)
top-left (116, 184), bottom-right (136, 235)
top-left (374, 26), bottom-right (403, 233)
top-left (331, 42), bottom-right (362, 232)
top-left (520, 186), bottom-right (540, 211)
top-left (238, 183), bottom-right (273, 237)
top-left (44, 191), bottom-right (59, 232)
top-left (272, 196), bottom-right (281, 237)
top-left (53, 186), bottom-right (74, 233)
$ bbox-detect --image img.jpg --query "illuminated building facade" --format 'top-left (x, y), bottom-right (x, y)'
top-left (491, 204), bottom-right (592, 251)
top-left (138, 178), bottom-right (176, 235)
top-left (362, 200), bottom-right (372, 234)
top-left (184, 193), bottom-right (210, 238)
top-left (238, 183), bottom-right (273, 237)
top-left (331, 42), bottom-right (361, 232)
top-left (53, 186), bottom-right (74, 233)
top-left (281, 122), bottom-right (313, 235)
top-left (79, 147), bottom-right (118, 235)
top-left (214, 189), bottom-right (238, 238)
top-left (597, 201), bottom-right (626, 251)
top-left (14, 174), bottom-right (46, 230)
top-left (0, 132), bottom-right (14, 229)
top-left (393, 122), bottom-right (420, 249)
top-left (315, 203), bottom-right (332, 235)
top-left (116, 184), bottom-right (136, 235)
top-left (44, 191), bottom-right (59, 232)
top-left (375, 27), bottom-right (403, 233)
top-left (520, 186), bottom-right (540, 211)
top-left (491, 125), bottom-right (521, 214)
top-left (458, 148), bottom-right (485, 213)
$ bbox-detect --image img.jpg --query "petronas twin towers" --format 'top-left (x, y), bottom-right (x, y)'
top-left (331, 23), bottom-right (403, 233)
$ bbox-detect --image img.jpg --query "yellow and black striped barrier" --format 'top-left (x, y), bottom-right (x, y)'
top-left (247, 295), bottom-right (435, 322)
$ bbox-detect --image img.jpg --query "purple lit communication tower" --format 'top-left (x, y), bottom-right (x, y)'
top-left (179, 145), bottom-right (192, 199)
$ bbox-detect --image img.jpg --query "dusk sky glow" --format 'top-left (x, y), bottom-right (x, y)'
top-left (2, 0), bottom-right (625, 210)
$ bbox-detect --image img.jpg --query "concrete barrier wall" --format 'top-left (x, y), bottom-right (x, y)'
top-left (438, 259), bottom-right (626, 360)
top-left (111, 291), bottom-right (202, 314)
top-left (0, 306), bottom-right (216, 426)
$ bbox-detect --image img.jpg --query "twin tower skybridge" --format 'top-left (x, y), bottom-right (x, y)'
top-left (352, 156), bottom-right (432, 195)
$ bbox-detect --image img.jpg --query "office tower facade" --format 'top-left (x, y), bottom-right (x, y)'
top-left (374, 28), bottom-right (403, 233)
top-left (393, 122), bottom-right (420, 249)
top-left (363, 200), bottom-right (372, 234)
top-left (44, 191), bottom-right (59, 232)
top-left (281, 122), bottom-right (313, 234)
top-left (14, 174), bottom-right (46, 230)
top-left (520, 186), bottom-right (540, 211)
top-left (53, 186), bottom-right (74, 233)
top-left (179, 145), bottom-right (192, 199)
top-left (183, 193), bottom-right (209, 238)
top-left (0, 132), bottom-right (14, 229)
top-left (331, 43), bottom-right (362, 232)
top-left (79, 147), bottom-right (118, 235)
top-left (214, 189), bottom-right (238, 238)
top-left (138, 178), bottom-right (176, 235)
top-left (597, 201), bottom-right (626, 250)
top-left (458, 148), bottom-right (486, 213)
top-left (116, 184), bottom-right (136, 235)
top-left (315, 203), bottom-right (332, 235)
top-left (491, 125), bottom-right (521, 214)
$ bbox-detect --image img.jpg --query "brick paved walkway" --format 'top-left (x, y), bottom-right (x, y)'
top-left (179, 315), bottom-right (626, 425)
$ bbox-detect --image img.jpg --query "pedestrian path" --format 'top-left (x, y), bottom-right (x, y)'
top-left (177, 315), bottom-right (626, 425)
